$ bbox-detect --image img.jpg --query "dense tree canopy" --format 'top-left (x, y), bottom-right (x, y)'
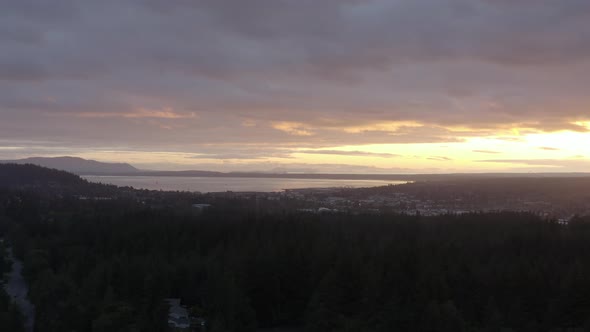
top-left (0, 241), bottom-right (25, 331)
top-left (2, 190), bottom-right (590, 332)
top-left (2, 165), bottom-right (590, 331)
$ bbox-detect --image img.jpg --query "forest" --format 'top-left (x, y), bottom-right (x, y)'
top-left (2, 164), bottom-right (590, 331)
top-left (0, 242), bottom-right (25, 331)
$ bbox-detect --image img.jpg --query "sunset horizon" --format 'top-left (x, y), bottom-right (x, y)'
top-left (2, 1), bottom-right (590, 173)
top-left (5, 2), bottom-right (590, 331)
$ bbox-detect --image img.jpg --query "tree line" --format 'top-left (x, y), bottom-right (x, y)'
top-left (2, 191), bottom-right (590, 331)
top-left (2, 164), bottom-right (590, 331)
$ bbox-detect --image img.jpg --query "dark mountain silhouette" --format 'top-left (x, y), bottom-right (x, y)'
top-left (2, 157), bottom-right (589, 180)
top-left (0, 163), bottom-right (121, 198)
top-left (0, 163), bottom-right (87, 188)
top-left (1, 156), bottom-right (138, 175)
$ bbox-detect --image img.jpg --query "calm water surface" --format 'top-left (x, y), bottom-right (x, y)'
top-left (83, 176), bottom-right (403, 193)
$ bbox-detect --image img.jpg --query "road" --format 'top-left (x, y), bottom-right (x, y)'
top-left (3, 246), bottom-right (35, 332)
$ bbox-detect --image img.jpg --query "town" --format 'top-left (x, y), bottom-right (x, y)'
top-left (85, 176), bottom-right (590, 224)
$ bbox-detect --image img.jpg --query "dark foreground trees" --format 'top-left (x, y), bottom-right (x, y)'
top-left (0, 291), bottom-right (25, 332)
top-left (3, 191), bottom-right (590, 331)
top-left (0, 244), bottom-right (25, 332)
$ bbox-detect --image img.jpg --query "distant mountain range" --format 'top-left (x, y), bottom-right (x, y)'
top-left (0, 156), bottom-right (138, 175)
top-left (2, 156), bottom-right (589, 181)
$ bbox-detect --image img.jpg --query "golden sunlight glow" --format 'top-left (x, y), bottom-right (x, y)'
top-left (339, 121), bottom-right (423, 134)
top-left (287, 127), bottom-right (590, 172)
top-left (33, 125), bottom-right (590, 173)
top-left (574, 121), bottom-right (590, 130)
top-left (524, 131), bottom-right (590, 154)
top-left (272, 122), bottom-right (314, 136)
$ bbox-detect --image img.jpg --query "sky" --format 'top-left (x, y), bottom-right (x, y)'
top-left (1, 0), bottom-right (590, 173)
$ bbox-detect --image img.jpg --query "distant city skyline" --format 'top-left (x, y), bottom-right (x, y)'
top-left (2, 1), bottom-right (590, 173)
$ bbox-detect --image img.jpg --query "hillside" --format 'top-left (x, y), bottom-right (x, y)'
top-left (1, 156), bottom-right (138, 175)
top-left (0, 163), bottom-right (87, 188)
top-left (0, 164), bottom-right (124, 199)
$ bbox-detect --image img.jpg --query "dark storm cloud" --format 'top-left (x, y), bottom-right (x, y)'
top-left (2, 0), bottom-right (590, 156)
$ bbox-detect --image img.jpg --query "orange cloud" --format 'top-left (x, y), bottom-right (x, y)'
top-left (339, 121), bottom-right (424, 134)
top-left (272, 121), bottom-right (314, 136)
top-left (74, 107), bottom-right (197, 119)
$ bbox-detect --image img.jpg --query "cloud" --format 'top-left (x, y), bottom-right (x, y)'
top-left (478, 158), bottom-right (590, 169)
top-left (185, 147), bottom-right (401, 160)
top-left (183, 162), bottom-right (421, 175)
top-left (73, 108), bottom-right (197, 119)
top-left (0, 61), bottom-right (48, 81)
top-left (297, 150), bottom-right (400, 158)
top-left (187, 149), bottom-right (294, 160)
top-left (473, 150), bottom-right (501, 154)
top-left (271, 122), bottom-right (314, 136)
top-left (428, 156), bottom-right (453, 161)
top-left (0, 146), bottom-right (23, 151)
top-left (2, 0), bottom-right (590, 170)
top-left (539, 146), bottom-right (560, 151)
